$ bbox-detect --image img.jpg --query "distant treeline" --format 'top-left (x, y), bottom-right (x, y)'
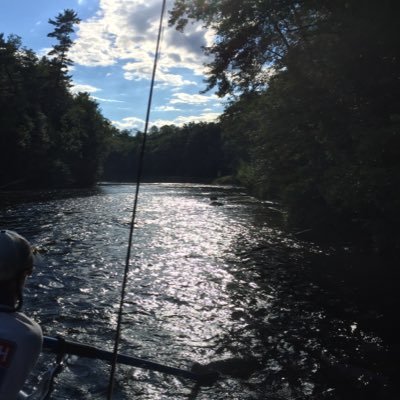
top-left (102, 123), bottom-right (233, 182)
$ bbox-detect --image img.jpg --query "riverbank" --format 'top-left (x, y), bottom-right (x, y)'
top-left (0, 187), bottom-right (101, 207)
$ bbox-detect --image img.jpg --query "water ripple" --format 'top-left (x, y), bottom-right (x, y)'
top-left (0, 183), bottom-right (392, 399)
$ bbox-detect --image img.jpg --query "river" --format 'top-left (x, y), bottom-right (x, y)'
top-left (0, 183), bottom-right (396, 399)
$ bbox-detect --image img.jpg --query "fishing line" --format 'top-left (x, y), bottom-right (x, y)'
top-left (106, 0), bottom-right (167, 398)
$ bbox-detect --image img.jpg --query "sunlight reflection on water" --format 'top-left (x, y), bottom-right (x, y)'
top-left (1, 183), bottom-right (277, 398)
top-left (0, 183), bottom-right (387, 399)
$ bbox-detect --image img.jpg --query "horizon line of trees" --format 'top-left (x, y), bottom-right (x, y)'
top-left (102, 122), bottom-right (233, 182)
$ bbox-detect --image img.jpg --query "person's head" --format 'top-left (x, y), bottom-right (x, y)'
top-left (0, 230), bottom-right (34, 310)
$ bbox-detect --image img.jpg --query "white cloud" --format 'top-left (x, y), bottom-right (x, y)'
top-left (154, 105), bottom-right (181, 112)
top-left (70, 0), bottom-right (214, 87)
top-left (113, 110), bottom-right (221, 130)
top-left (169, 92), bottom-right (215, 105)
top-left (122, 61), bottom-right (196, 87)
top-left (152, 112), bottom-right (221, 127)
top-left (93, 96), bottom-right (125, 103)
top-left (37, 47), bottom-right (53, 58)
top-left (112, 116), bottom-right (145, 130)
top-left (71, 83), bottom-right (102, 94)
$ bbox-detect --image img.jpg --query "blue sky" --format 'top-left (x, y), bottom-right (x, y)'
top-left (0, 0), bottom-right (225, 131)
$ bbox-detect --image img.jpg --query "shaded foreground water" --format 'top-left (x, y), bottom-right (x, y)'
top-left (0, 183), bottom-right (397, 399)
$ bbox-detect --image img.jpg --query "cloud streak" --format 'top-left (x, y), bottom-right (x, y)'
top-left (112, 116), bottom-right (145, 131)
top-left (169, 92), bottom-right (216, 105)
top-left (112, 110), bottom-right (220, 130)
top-left (92, 96), bottom-right (125, 103)
top-left (153, 112), bottom-right (221, 127)
top-left (154, 105), bottom-right (181, 112)
top-left (71, 83), bottom-right (101, 94)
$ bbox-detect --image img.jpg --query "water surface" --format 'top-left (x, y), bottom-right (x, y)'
top-left (0, 183), bottom-right (394, 399)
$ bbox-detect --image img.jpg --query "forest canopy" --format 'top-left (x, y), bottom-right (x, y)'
top-left (0, 10), bottom-right (117, 188)
top-left (102, 122), bottom-right (230, 182)
top-left (170, 0), bottom-right (400, 249)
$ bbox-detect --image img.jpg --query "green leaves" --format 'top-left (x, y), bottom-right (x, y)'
top-left (47, 9), bottom-right (80, 86)
top-left (171, 0), bottom-right (400, 248)
top-left (47, 9), bottom-right (80, 57)
top-left (101, 122), bottom-right (229, 182)
top-left (170, 0), bottom-right (326, 96)
top-left (0, 10), bottom-right (113, 189)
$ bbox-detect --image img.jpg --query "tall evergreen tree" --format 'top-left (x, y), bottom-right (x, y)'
top-left (47, 9), bottom-right (80, 86)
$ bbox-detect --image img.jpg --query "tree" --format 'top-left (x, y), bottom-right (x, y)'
top-left (0, 9), bottom-right (116, 189)
top-left (62, 93), bottom-right (114, 186)
top-left (170, 0), bottom-right (328, 96)
top-left (0, 34), bottom-right (31, 185)
top-left (101, 130), bottom-right (138, 182)
top-left (171, 0), bottom-right (400, 250)
top-left (101, 122), bottom-right (231, 182)
top-left (47, 9), bottom-right (80, 86)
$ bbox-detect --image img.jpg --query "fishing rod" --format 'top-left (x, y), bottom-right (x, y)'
top-left (43, 336), bottom-right (219, 385)
top-left (107, 0), bottom-right (167, 397)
